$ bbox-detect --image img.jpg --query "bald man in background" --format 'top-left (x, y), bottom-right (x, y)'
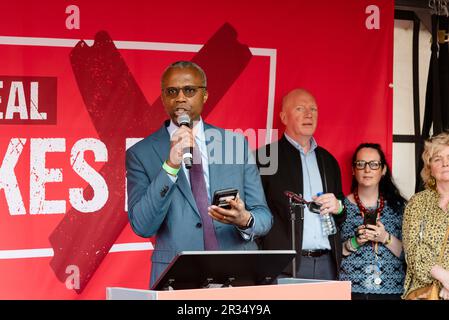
top-left (256, 88), bottom-right (346, 280)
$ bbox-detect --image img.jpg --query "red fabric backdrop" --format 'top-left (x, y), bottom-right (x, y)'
top-left (0, 0), bottom-right (393, 299)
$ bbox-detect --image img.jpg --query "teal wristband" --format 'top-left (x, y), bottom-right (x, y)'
top-left (336, 199), bottom-right (344, 215)
top-left (351, 236), bottom-right (360, 250)
top-left (162, 161), bottom-right (180, 177)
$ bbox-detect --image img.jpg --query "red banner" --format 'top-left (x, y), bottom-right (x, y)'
top-left (0, 0), bottom-right (393, 299)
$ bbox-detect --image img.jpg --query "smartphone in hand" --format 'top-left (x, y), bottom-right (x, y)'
top-left (363, 211), bottom-right (377, 226)
top-left (212, 188), bottom-right (238, 210)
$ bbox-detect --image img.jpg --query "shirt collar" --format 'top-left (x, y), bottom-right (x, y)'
top-left (284, 133), bottom-right (318, 154)
top-left (167, 117), bottom-right (206, 143)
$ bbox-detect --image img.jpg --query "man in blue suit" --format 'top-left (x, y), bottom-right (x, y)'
top-left (126, 61), bottom-right (273, 288)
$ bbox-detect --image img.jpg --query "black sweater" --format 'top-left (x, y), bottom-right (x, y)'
top-left (256, 135), bottom-right (346, 276)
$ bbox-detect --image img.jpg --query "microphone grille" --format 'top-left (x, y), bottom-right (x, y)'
top-left (178, 113), bottom-right (191, 127)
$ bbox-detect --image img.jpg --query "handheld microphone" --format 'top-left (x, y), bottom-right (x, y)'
top-left (284, 190), bottom-right (322, 213)
top-left (284, 190), bottom-right (306, 204)
top-left (177, 113), bottom-right (193, 169)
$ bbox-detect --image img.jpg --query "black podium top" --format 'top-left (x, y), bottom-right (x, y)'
top-left (151, 250), bottom-right (296, 290)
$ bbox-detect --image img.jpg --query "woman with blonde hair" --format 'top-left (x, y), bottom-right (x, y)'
top-left (402, 131), bottom-right (449, 300)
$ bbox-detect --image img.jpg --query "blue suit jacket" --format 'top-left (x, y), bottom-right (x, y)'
top-left (126, 121), bottom-right (272, 287)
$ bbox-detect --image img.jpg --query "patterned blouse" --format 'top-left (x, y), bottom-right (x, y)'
top-left (339, 197), bottom-right (405, 294)
top-left (402, 189), bottom-right (449, 298)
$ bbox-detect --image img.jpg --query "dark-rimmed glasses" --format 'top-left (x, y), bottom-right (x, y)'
top-left (353, 160), bottom-right (382, 170)
top-left (162, 86), bottom-right (206, 98)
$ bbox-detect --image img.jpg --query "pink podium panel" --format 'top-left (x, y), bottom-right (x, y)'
top-left (107, 281), bottom-right (352, 300)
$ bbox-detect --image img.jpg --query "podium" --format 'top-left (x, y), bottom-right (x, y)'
top-left (106, 279), bottom-right (351, 300)
top-left (106, 250), bottom-right (351, 300)
top-left (151, 250), bottom-right (297, 290)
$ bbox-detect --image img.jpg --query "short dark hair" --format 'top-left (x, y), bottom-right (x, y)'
top-left (351, 143), bottom-right (406, 211)
top-left (161, 61), bottom-right (207, 87)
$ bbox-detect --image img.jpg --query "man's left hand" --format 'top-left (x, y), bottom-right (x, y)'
top-left (312, 193), bottom-right (340, 215)
top-left (208, 194), bottom-right (251, 228)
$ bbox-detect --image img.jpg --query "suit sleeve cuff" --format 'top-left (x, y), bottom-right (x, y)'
top-left (237, 212), bottom-right (255, 241)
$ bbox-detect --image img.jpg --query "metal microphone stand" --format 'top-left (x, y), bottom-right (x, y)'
top-left (288, 197), bottom-right (304, 278)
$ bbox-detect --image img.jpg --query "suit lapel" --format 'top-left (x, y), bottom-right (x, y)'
top-left (175, 170), bottom-right (199, 216)
top-left (152, 123), bottom-right (199, 216)
top-left (150, 124), bottom-right (170, 164)
top-left (205, 124), bottom-right (223, 200)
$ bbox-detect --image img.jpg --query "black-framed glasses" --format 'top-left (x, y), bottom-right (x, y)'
top-left (162, 85), bottom-right (206, 98)
top-left (353, 160), bottom-right (382, 170)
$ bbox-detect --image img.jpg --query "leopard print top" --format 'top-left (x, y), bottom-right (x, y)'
top-left (402, 189), bottom-right (449, 299)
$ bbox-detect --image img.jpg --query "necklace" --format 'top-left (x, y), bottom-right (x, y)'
top-left (353, 188), bottom-right (384, 220)
top-left (354, 188), bottom-right (385, 287)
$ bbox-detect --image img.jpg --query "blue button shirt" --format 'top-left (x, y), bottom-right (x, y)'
top-left (284, 134), bottom-right (331, 250)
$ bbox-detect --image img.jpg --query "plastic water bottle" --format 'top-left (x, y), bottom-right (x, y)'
top-left (321, 213), bottom-right (337, 236)
top-left (316, 192), bottom-right (337, 236)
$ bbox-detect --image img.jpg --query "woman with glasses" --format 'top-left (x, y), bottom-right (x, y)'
top-left (339, 143), bottom-right (406, 300)
top-left (402, 132), bottom-right (449, 300)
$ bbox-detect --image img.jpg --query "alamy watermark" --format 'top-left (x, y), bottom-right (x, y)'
top-left (200, 128), bottom-right (279, 176)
